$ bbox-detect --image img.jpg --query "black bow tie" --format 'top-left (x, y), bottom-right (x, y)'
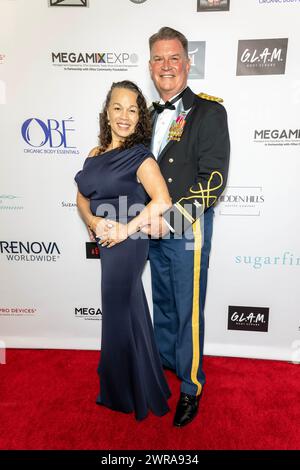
top-left (152, 101), bottom-right (175, 114)
top-left (152, 89), bottom-right (186, 114)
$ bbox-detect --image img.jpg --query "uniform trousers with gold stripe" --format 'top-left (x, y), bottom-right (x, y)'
top-left (149, 206), bottom-right (214, 397)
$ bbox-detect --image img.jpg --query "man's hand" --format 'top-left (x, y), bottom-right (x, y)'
top-left (140, 216), bottom-right (170, 238)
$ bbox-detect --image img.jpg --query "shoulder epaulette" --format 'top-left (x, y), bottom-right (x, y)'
top-left (198, 92), bottom-right (223, 103)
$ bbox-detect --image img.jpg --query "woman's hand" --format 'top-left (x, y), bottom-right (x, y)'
top-left (89, 216), bottom-right (108, 240)
top-left (99, 221), bottom-right (128, 248)
top-left (87, 226), bottom-right (96, 242)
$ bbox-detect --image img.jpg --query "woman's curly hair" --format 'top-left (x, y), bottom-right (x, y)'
top-left (98, 80), bottom-right (152, 152)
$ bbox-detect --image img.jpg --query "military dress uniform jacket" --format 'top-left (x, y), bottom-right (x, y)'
top-left (151, 87), bottom-right (230, 234)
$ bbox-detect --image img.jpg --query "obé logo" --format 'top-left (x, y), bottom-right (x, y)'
top-left (21, 118), bottom-right (75, 148)
top-left (228, 306), bottom-right (269, 332)
top-left (236, 38), bottom-right (288, 76)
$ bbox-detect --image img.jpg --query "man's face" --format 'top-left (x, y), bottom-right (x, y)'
top-left (149, 39), bottom-right (190, 101)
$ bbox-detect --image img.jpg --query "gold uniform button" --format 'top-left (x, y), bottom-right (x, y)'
top-left (169, 158), bottom-right (174, 163)
top-left (168, 178), bottom-right (173, 183)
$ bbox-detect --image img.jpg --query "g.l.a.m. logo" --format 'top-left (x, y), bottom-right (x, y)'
top-left (228, 306), bottom-right (269, 332)
top-left (236, 38), bottom-right (288, 76)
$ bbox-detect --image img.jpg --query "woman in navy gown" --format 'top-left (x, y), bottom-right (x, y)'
top-left (75, 81), bottom-right (171, 420)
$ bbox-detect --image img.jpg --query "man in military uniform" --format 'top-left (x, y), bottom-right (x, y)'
top-left (143, 27), bottom-right (230, 427)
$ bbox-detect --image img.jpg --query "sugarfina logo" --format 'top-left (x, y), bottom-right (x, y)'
top-left (218, 186), bottom-right (264, 216)
top-left (21, 117), bottom-right (79, 155)
top-left (254, 129), bottom-right (300, 147)
top-left (49, 0), bottom-right (88, 6)
top-left (235, 252), bottom-right (300, 269)
top-left (51, 52), bottom-right (139, 72)
top-left (74, 307), bottom-right (102, 320)
top-left (0, 307), bottom-right (38, 317)
top-left (188, 41), bottom-right (206, 79)
top-left (0, 195), bottom-right (24, 211)
top-left (0, 241), bottom-right (61, 262)
top-left (236, 38), bottom-right (288, 76)
top-left (228, 306), bottom-right (269, 332)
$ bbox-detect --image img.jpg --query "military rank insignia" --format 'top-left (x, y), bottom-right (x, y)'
top-left (168, 112), bottom-right (187, 142)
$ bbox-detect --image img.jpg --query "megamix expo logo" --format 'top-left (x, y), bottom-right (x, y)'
top-left (0, 241), bottom-right (61, 262)
top-left (51, 51), bottom-right (139, 73)
top-left (74, 307), bottom-right (102, 320)
top-left (218, 186), bottom-right (264, 217)
top-left (21, 117), bottom-right (79, 155)
top-left (188, 41), bottom-right (206, 79)
top-left (254, 128), bottom-right (300, 147)
top-left (236, 38), bottom-right (288, 76)
top-left (228, 306), bottom-right (269, 332)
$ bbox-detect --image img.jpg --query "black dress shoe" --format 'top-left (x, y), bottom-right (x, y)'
top-left (173, 392), bottom-right (201, 427)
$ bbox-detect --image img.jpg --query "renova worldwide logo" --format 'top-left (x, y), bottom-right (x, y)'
top-left (0, 241), bottom-right (61, 262)
top-left (21, 117), bottom-right (79, 155)
top-left (52, 51), bottom-right (139, 72)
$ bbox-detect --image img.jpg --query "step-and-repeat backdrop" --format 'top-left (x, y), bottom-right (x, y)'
top-left (1, 0), bottom-right (300, 362)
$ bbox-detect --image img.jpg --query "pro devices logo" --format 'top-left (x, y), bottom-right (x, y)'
top-left (236, 38), bottom-right (288, 76)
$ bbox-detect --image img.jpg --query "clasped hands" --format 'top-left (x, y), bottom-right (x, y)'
top-left (89, 215), bottom-right (170, 248)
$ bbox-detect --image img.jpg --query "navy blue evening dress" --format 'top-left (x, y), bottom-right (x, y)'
top-left (75, 144), bottom-right (171, 420)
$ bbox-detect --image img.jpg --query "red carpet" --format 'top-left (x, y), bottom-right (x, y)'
top-left (0, 349), bottom-right (299, 450)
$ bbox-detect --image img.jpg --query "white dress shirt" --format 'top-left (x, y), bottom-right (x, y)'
top-left (152, 94), bottom-right (181, 159)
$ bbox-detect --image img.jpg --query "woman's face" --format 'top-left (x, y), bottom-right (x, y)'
top-left (107, 87), bottom-right (139, 146)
